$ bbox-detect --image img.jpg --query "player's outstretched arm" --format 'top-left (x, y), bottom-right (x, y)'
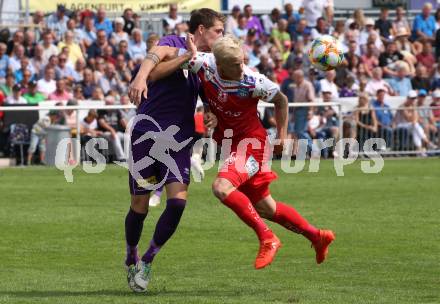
top-left (271, 92), bottom-right (289, 154)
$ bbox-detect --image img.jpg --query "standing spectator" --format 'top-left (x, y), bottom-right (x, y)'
top-left (412, 2), bottom-right (436, 43)
top-left (411, 65), bottom-right (431, 91)
top-left (27, 114), bottom-right (52, 165)
top-left (416, 41), bottom-right (435, 75)
top-left (430, 90), bottom-right (440, 131)
top-left (393, 6), bottom-right (411, 35)
top-left (226, 6), bottom-right (241, 34)
top-left (95, 6), bottom-right (113, 38)
top-left (292, 69), bottom-right (315, 145)
top-left (98, 63), bottom-right (126, 95)
top-left (244, 4), bottom-right (264, 39)
top-left (233, 14), bottom-right (248, 40)
top-left (372, 88), bottom-right (394, 148)
top-left (87, 30), bottom-right (110, 59)
top-left (302, 0), bottom-right (333, 28)
top-left (0, 43), bottom-right (9, 81)
top-left (78, 16), bottom-right (97, 50)
top-left (122, 8), bottom-right (135, 35)
top-left (273, 53), bottom-right (289, 84)
top-left (261, 8), bottom-right (281, 35)
top-left (111, 18), bottom-right (129, 46)
top-left (46, 5), bottom-right (69, 41)
top-left (48, 78), bottom-right (72, 102)
top-left (365, 67), bottom-right (394, 96)
top-left (387, 65), bottom-right (412, 96)
top-left (128, 29), bottom-right (147, 61)
top-left (23, 81), bottom-right (46, 105)
top-left (320, 70), bottom-right (339, 99)
top-left (375, 8), bottom-right (393, 41)
top-left (354, 92), bottom-right (378, 148)
top-left (163, 4), bottom-right (183, 35)
top-left (6, 84), bottom-right (26, 104)
top-left (416, 89), bottom-right (438, 137)
top-left (37, 67), bottom-right (56, 97)
top-left (379, 41), bottom-right (404, 78)
top-left (58, 30), bottom-right (84, 65)
top-left (40, 31), bottom-right (59, 65)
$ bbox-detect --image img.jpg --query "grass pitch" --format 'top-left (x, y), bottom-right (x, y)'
top-left (0, 159), bottom-right (439, 304)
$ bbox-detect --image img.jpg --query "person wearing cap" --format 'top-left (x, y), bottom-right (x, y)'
top-left (412, 2), bottom-right (436, 42)
top-left (47, 5), bottom-right (69, 41)
top-left (226, 5), bottom-right (241, 34)
top-left (394, 90), bottom-right (437, 152)
top-left (163, 4), bottom-right (183, 35)
top-left (94, 6), bottom-right (113, 38)
top-left (359, 18), bottom-right (383, 53)
top-left (375, 8), bottom-right (392, 41)
top-left (372, 88), bottom-right (394, 148)
top-left (387, 64), bottom-right (413, 97)
top-left (110, 17), bottom-right (129, 46)
top-left (6, 84), bottom-right (26, 104)
top-left (416, 89), bottom-right (438, 137)
top-left (23, 81), bottom-right (46, 105)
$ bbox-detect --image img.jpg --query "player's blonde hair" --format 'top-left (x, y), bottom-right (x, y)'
top-left (212, 35), bottom-right (243, 64)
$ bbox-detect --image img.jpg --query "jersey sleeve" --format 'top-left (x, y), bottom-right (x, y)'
top-left (180, 50), bottom-right (215, 74)
top-left (252, 73), bottom-right (280, 102)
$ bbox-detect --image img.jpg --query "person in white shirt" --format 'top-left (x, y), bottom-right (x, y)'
top-left (128, 29), bottom-right (147, 61)
top-left (37, 66), bottom-right (56, 97)
top-left (261, 8), bottom-right (281, 35)
top-left (6, 84), bottom-right (27, 104)
top-left (163, 4), bottom-right (183, 34)
top-left (40, 31), bottom-right (59, 65)
top-left (111, 17), bottom-right (129, 46)
top-left (302, 0), bottom-right (333, 28)
top-left (319, 70), bottom-right (339, 99)
top-left (365, 67), bottom-right (394, 96)
top-left (225, 6), bottom-right (241, 34)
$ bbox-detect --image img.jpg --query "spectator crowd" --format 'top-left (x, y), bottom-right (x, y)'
top-left (0, 1), bottom-right (440, 163)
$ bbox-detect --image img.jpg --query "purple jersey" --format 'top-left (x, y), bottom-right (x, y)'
top-left (133, 35), bottom-right (200, 141)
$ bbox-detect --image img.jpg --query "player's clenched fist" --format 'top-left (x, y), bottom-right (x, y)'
top-left (203, 112), bottom-right (218, 129)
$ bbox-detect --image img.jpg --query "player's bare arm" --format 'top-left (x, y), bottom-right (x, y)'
top-left (269, 92), bottom-right (288, 154)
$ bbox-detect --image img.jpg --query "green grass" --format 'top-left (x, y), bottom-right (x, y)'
top-left (0, 159), bottom-right (439, 304)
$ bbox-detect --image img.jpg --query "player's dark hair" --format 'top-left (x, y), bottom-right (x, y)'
top-left (189, 8), bottom-right (225, 34)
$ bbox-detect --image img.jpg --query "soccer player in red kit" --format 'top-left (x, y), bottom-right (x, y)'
top-left (133, 34), bottom-right (335, 270)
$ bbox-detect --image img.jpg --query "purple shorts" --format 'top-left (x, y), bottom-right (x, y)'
top-left (128, 130), bottom-right (191, 195)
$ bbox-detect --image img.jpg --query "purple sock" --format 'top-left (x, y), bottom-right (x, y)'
top-left (142, 198), bottom-right (186, 263)
top-left (125, 208), bottom-right (147, 266)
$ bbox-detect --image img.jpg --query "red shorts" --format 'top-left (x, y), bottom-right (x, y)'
top-left (217, 143), bottom-right (277, 204)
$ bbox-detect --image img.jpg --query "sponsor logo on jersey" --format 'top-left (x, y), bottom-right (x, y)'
top-left (237, 87), bottom-right (249, 97)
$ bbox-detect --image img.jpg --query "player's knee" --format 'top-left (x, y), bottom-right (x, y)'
top-left (212, 179), bottom-right (232, 201)
top-left (131, 195), bottom-right (149, 214)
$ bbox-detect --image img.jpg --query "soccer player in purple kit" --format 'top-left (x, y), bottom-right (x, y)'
top-left (125, 9), bottom-right (225, 292)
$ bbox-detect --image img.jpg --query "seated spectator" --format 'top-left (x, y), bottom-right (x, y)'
top-left (226, 5), bottom-right (241, 34)
top-left (115, 54), bottom-right (132, 84)
top-left (320, 70), bottom-right (339, 99)
top-left (102, 45), bottom-right (116, 65)
top-left (375, 8), bottom-right (393, 41)
top-left (93, 57), bottom-right (105, 83)
top-left (66, 18), bottom-right (82, 45)
top-left (91, 87), bottom-right (104, 101)
top-left (97, 96), bottom-right (126, 161)
top-left (19, 69), bottom-right (33, 94)
top-left (118, 95), bottom-right (136, 129)
top-left (98, 63), bottom-right (126, 95)
top-left (271, 19), bottom-right (291, 59)
top-left (359, 18), bottom-right (383, 53)
top-left (360, 42), bottom-right (379, 78)
top-left (365, 67), bottom-right (394, 96)
top-left (81, 110), bottom-right (103, 148)
top-left (244, 4), bottom-right (264, 39)
top-left (6, 84), bottom-right (26, 104)
top-left (354, 92), bottom-right (378, 148)
top-left (0, 73), bottom-right (15, 96)
top-left (387, 65), bottom-right (412, 96)
top-left (23, 31), bottom-right (36, 58)
top-left (416, 89), bottom-right (438, 138)
top-left (146, 34), bottom-right (160, 51)
top-left (9, 45), bottom-right (26, 72)
top-left (311, 17), bottom-right (329, 40)
top-left (291, 19), bottom-right (309, 42)
top-left (233, 14), bottom-right (248, 40)
top-left (87, 30), bottom-right (111, 59)
top-left (273, 53), bottom-right (288, 84)
top-left (0, 43), bottom-right (9, 81)
top-left (128, 29), bottom-right (147, 61)
top-left (95, 6), bottom-right (113, 37)
top-left (117, 40), bottom-right (132, 64)
top-left (14, 57), bottom-right (35, 83)
top-left (394, 90), bottom-right (436, 152)
top-left (23, 80), bottom-right (45, 104)
top-left (31, 44), bottom-right (44, 73)
top-left (316, 90), bottom-right (340, 157)
top-left (111, 17), bottom-right (129, 45)
top-left (379, 41), bottom-right (404, 78)
top-left (46, 5), bottom-right (69, 41)
top-left (339, 75), bottom-right (359, 97)
top-left (78, 16), bottom-right (97, 49)
top-left (58, 30), bottom-right (84, 65)
top-left (411, 65), bottom-right (431, 92)
top-left (6, 30), bottom-right (24, 55)
top-left (394, 28), bottom-right (417, 56)
top-left (412, 2), bottom-right (436, 43)
top-left (247, 40), bottom-right (262, 68)
top-left (416, 41), bottom-right (435, 75)
top-left (372, 88), bottom-right (394, 148)
top-left (37, 66), bottom-right (56, 97)
top-left (27, 114), bottom-right (54, 165)
top-left (73, 58), bottom-right (86, 82)
top-left (261, 8), bottom-right (281, 35)
top-left (256, 54), bottom-right (273, 77)
top-left (56, 54), bottom-right (78, 82)
top-left (163, 4), bottom-right (183, 35)
top-left (40, 31), bottom-right (59, 65)
top-left (72, 85), bottom-right (85, 101)
top-left (48, 78), bottom-right (72, 101)
top-left (393, 6), bottom-right (411, 35)
top-left (81, 68), bottom-right (96, 99)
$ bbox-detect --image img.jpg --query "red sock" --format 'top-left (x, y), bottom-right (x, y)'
top-left (222, 190), bottom-right (273, 241)
top-left (272, 202), bottom-right (319, 243)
